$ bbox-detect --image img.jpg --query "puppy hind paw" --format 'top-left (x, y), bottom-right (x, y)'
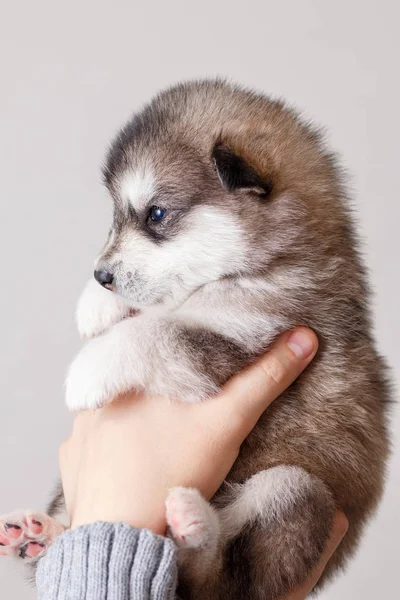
top-left (166, 487), bottom-right (220, 550)
top-left (0, 511), bottom-right (64, 560)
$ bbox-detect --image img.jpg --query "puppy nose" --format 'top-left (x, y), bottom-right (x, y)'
top-left (94, 269), bottom-right (114, 287)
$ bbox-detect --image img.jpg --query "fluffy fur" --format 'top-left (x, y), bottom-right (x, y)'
top-left (2, 79), bottom-right (391, 599)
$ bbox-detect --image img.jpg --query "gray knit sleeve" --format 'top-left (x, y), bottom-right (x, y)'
top-left (36, 522), bottom-right (178, 599)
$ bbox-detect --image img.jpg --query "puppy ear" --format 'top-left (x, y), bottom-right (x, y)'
top-left (212, 142), bottom-right (272, 198)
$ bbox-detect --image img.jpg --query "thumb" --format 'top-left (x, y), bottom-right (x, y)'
top-left (210, 328), bottom-right (318, 442)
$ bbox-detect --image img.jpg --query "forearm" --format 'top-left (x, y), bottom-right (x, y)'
top-left (36, 522), bottom-right (178, 600)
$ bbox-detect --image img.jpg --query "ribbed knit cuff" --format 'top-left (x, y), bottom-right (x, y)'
top-left (36, 522), bottom-right (178, 600)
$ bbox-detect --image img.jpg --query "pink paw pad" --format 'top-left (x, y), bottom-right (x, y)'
top-left (0, 511), bottom-right (64, 560)
top-left (19, 541), bottom-right (46, 559)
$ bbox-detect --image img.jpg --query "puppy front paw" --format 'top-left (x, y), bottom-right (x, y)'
top-left (66, 340), bottom-right (113, 411)
top-left (66, 321), bottom-right (140, 411)
top-left (76, 278), bottom-right (134, 339)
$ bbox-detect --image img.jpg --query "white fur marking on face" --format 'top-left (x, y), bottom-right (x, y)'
top-left (102, 204), bottom-right (248, 309)
top-left (120, 169), bottom-right (156, 211)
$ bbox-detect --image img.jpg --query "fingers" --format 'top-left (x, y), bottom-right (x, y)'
top-left (211, 328), bottom-right (318, 439)
top-left (284, 511), bottom-right (349, 599)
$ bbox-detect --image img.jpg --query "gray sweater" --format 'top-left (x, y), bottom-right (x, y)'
top-left (36, 523), bottom-right (178, 599)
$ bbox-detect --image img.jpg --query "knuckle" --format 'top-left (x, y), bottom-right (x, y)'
top-left (258, 355), bottom-right (288, 387)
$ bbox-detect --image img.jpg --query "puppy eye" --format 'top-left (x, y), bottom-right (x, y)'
top-left (149, 206), bottom-right (167, 222)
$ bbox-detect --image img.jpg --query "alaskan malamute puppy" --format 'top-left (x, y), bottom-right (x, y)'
top-left (0, 80), bottom-right (390, 599)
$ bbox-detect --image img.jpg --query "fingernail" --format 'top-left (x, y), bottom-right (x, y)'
top-left (287, 329), bottom-right (315, 359)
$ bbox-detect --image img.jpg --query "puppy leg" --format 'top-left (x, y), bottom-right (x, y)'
top-left (0, 511), bottom-right (65, 560)
top-left (217, 467), bottom-right (336, 600)
top-left (67, 311), bottom-right (256, 411)
top-left (66, 317), bottom-right (234, 411)
top-left (166, 487), bottom-right (221, 585)
top-left (76, 278), bottom-right (134, 339)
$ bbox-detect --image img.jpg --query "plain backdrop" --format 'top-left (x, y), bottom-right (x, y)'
top-left (1, 1), bottom-right (399, 597)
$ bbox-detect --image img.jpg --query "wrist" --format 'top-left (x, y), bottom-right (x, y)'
top-left (70, 502), bottom-right (168, 536)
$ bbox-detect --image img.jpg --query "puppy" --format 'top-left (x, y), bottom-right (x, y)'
top-left (0, 79), bottom-right (390, 599)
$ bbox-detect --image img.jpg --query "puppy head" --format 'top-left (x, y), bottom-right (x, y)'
top-left (95, 141), bottom-right (272, 309)
top-left (94, 80), bottom-right (340, 309)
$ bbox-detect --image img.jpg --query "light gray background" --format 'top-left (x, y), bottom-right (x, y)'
top-left (1, 1), bottom-right (399, 597)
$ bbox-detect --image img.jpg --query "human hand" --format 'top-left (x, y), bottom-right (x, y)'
top-left (59, 327), bottom-right (318, 535)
